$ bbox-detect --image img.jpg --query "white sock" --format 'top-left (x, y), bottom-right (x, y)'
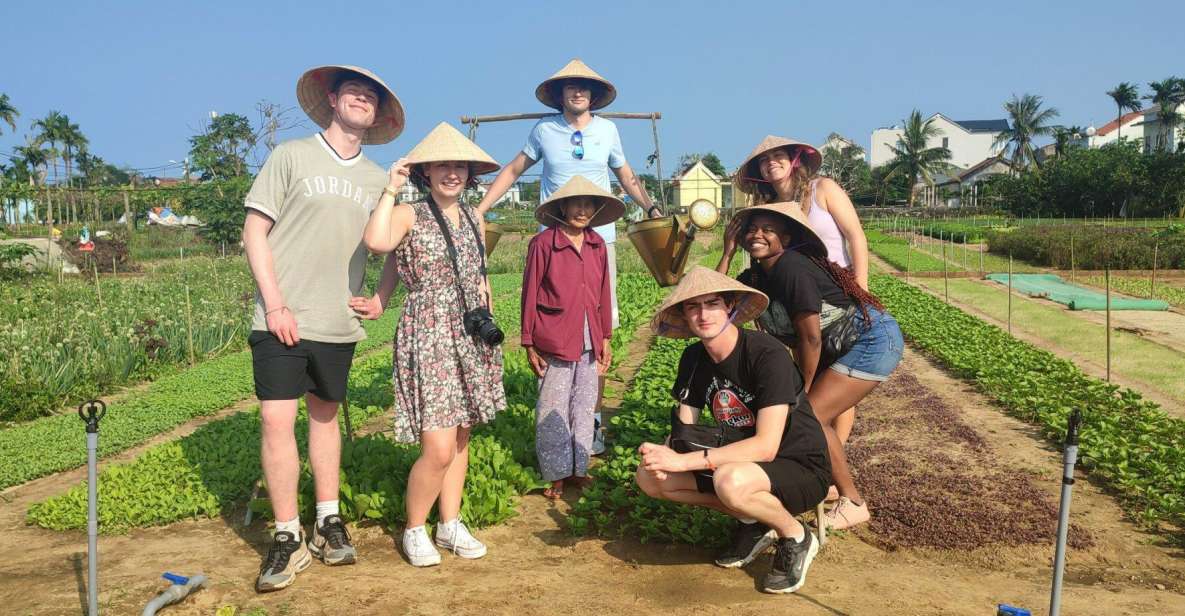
top-left (275, 517), bottom-right (301, 538)
top-left (785, 526), bottom-right (806, 542)
top-left (316, 500), bottom-right (339, 528)
top-left (738, 517), bottom-right (757, 525)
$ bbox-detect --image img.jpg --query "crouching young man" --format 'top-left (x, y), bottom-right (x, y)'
top-left (635, 266), bottom-right (832, 594)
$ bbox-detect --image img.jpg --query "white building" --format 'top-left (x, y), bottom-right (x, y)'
top-left (475, 182), bottom-right (522, 206)
top-left (926, 156), bottom-right (1014, 208)
top-left (871, 114), bottom-right (1009, 170)
top-left (1083, 109), bottom-right (1145, 149)
top-left (1134, 105), bottom-right (1184, 153)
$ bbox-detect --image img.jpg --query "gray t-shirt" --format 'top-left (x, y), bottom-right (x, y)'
top-left (245, 133), bottom-right (387, 343)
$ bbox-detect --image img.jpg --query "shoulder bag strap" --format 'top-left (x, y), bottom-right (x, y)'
top-left (424, 196), bottom-right (472, 313)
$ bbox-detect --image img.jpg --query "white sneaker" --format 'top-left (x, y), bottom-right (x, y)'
top-left (435, 519), bottom-right (487, 559)
top-left (402, 526), bottom-right (441, 567)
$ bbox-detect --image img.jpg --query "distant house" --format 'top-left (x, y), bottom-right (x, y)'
top-left (925, 155), bottom-right (1014, 208)
top-left (1084, 109), bottom-right (1146, 149)
top-left (475, 181), bottom-right (522, 206)
top-left (821, 133), bottom-right (861, 157)
top-left (1134, 105), bottom-right (1185, 153)
top-left (871, 114), bottom-right (1009, 170)
top-left (671, 160), bottom-right (723, 211)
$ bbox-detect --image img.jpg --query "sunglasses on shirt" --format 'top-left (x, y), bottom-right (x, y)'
top-left (571, 130), bottom-right (584, 160)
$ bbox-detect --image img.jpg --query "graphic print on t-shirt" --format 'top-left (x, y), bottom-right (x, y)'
top-left (707, 377), bottom-right (756, 428)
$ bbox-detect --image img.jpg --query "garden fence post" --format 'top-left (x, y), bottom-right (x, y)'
top-left (943, 241), bottom-right (949, 303)
top-left (1069, 234), bottom-right (1075, 283)
top-left (1150, 242), bottom-right (1158, 299)
top-left (905, 239), bottom-right (911, 282)
top-left (1105, 267), bottom-right (1111, 382)
top-left (1008, 255), bottom-right (1013, 336)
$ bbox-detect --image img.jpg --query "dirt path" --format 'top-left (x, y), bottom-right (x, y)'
top-left (2, 347), bottom-right (1183, 615)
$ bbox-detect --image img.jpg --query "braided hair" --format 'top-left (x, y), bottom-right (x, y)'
top-left (809, 255), bottom-right (883, 323)
top-left (781, 215), bottom-right (884, 321)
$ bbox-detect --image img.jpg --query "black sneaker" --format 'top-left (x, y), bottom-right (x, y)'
top-left (256, 530), bottom-right (312, 593)
top-left (762, 532), bottom-right (819, 594)
top-left (714, 521), bottom-right (777, 568)
top-left (308, 515), bottom-right (357, 565)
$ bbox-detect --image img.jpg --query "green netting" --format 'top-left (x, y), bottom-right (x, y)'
top-left (985, 273), bottom-right (1170, 311)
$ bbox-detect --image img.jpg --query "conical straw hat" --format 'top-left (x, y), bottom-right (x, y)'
top-left (733, 201), bottom-right (828, 260)
top-left (296, 65), bottom-right (405, 145)
top-left (651, 266), bottom-right (769, 339)
top-left (405, 122), bottom-right (501, 176)
top-left (535, 59), bottom-right (618, 111)
top-left (733, 135), bottom-right (822, 195)
top-left (535, 175), bottom-right (625, 228)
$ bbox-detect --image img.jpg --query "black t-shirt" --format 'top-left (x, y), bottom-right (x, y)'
top-left (738, 250), bottom-right (851, 345)
top-left (670, 329), bottom-right (830, 475)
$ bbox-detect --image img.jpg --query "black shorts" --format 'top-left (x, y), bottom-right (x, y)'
top-left (248, 330), bottom-right (357, 402)
top-left (693, 458), bottom-right (830, 515)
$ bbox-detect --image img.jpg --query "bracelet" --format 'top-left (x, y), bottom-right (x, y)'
top-left (703, 449), bottom-right (716, 471)
top-left (382, 185), bottom-right (400, 200)
top-left (265, 306), bottom-right (288, 316)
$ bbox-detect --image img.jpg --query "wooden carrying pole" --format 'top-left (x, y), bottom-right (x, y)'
top-left (460, 111), bottom-right (667, 207)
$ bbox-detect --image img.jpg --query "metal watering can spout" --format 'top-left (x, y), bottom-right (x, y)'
top-left (627, 199), bottom-right (719, 287)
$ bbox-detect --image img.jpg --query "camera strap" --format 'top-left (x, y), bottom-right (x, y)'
top-left (425, 196), bottom-right (489, 311)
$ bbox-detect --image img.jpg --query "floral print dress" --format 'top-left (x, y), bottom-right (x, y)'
top-left (391, 201), bottom-right (506, 442)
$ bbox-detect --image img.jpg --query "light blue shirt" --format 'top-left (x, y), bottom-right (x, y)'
top-left (524, 114), bottom-right (626, 242)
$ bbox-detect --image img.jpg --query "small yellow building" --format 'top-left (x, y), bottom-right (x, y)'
top-left (672, 160), bottom-right (723, 212)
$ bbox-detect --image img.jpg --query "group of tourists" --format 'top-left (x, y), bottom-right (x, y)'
top-left (244, 59), bottom-right (902, 597)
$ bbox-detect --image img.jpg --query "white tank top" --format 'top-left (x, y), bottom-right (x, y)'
top-left (805, 179), bottom-right (851, 268)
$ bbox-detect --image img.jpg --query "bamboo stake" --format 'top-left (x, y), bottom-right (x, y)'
top-left (1069, 234), bottom-right (1075, 283)
top-left (1105, 267), bottom-right (1112, 382)
top-left (943, 241), bottom-right (949, 303)
top-left (905, 238), bottom-right (912, 281)
top-left (93, 258), bottom-right (102, 310)
top-left (184, 282), bottom-right (196, 366)
top-left (1008, 255), bottom-right (1013, 336)
top-left (1151, 242), bottom-right (1158, 299)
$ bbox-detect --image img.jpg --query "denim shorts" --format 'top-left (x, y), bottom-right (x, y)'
top-left (830, 307), bottom-right (903, 382)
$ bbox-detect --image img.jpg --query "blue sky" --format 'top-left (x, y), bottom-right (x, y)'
top-left (2, 0), bottom-right (1183, 179)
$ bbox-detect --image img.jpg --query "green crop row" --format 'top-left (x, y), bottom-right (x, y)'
top-left (868, 230), bottom-right (957, 273)
top-left (0, 309), bottom-right (400, 490)
top-left (1077, 275), bottom-right (1185, 309)
top-left (873, 274), bottom-right (1185, 529)
top-left (27, 272), bottom-right (666, 533)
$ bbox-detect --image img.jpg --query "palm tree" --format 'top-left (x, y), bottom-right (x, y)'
top-left (33, 111), bottom-right (67, 188)
top-left (0, 94), bottom-right (18, 135)
top-left (1105, 82), bottom-right (1142, 140)
top-left (13, 142), bottom-right (51, 224)
top-left (1145, 77), bottom-right (1185, 152)
top-left (59, 119), bottom-right (88, 223)
top-left (880, 109), bottom-right (952, 207)
top-left (994, 93), bottom-right (1060, 169)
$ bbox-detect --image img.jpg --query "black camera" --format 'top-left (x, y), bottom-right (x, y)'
top-left (463, 307), bottom-right (504, 346)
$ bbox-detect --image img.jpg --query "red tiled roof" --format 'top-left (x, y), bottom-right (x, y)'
top-left (1095, 109), bottom-right (1148, 136)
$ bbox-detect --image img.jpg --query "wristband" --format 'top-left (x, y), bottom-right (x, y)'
top-left (382, 185), bottom-right (400, 200)
top-left (703, 449), bottom-right (716, 471)
top-left (265, 306), bottom-right (288, 316)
